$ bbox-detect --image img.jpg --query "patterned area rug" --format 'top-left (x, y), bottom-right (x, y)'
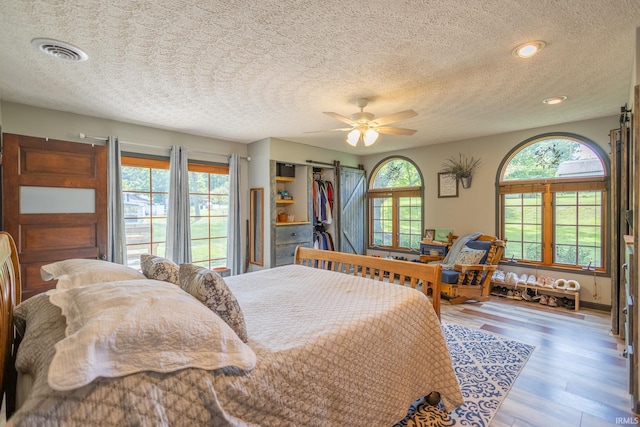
top-left (395, 323), bottom-right (535, 427)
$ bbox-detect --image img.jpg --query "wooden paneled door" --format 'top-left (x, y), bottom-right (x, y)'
top-left (1, 134), bottom-right (107, 300)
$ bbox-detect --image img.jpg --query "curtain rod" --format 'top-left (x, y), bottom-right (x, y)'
top-left (78, 133), bottom-right (250, 161)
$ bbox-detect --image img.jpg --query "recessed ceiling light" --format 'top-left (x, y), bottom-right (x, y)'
top-left (543, 96), bottom-right (567, 105)
top-left (31, 38), bottom-right (88, 62)
top-left (513, 41), bottom-right (546, 58)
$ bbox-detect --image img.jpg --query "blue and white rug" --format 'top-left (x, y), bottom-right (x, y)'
top-left (396, 323), bottom-right (535, 427)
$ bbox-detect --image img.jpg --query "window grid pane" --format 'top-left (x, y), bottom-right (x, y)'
top-left (371, 197), bottom-right (393, 247)
top-left (122, 165), bottom-right (169, 268)
top-left (398, 196), bottom-right (422, 249)
top-left (554, 191), bottom-right (602, 267)
top-left (190, 171), bottom-right (229, 268)
top-left (503, 193), bottom-right (542, 261)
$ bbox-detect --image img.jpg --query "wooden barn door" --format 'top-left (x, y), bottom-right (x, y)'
top-left (1, 134), bottom-right (107, 300)
top-left (337, 165), bottom-right (366, 255)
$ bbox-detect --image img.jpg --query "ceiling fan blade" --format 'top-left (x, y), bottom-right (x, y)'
top-left (304, 128), bottom-right (353, 134)
top-left (373, 109), bottom-right (418, 126)
top-left (375, 126), bottom-right (417, 136)
top-left (323, 112), bottom-right (356, 126)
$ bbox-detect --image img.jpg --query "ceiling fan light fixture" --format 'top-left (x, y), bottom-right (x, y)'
top-left (346, 129), bottom-right (360, 146)
top-left (513, 41), bottom-right (546, 58)
top-left (363, 129), bottom-right (379, 146)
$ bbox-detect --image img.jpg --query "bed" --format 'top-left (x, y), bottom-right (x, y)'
top-left (0, 232), bottom-right (463, 426)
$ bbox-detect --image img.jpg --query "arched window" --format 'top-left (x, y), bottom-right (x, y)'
top-left (368, 157), bottom-right (423, 250)
top-left (498, 134), bottom-right (608, 271)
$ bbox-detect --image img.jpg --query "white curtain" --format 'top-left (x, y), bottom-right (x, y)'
top-left (227, 153), bottom-right (242, 275)
top-left (107, 136), bottom-right (127, 264)
top-left (166, 145), bottom-right (192, 264)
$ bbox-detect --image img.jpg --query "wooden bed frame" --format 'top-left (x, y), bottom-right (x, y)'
top-left (294, 247), bottom-right (442, 318)
top-left (0, 242), bottom-right (441, 421)
top-left (0, 231), bottom-right (20, 418)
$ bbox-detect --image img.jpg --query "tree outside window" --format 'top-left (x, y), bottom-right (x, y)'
top-left (369, 157), bottom-right (423, 251)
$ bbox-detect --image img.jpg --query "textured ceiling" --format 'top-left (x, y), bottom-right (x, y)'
top-left (0, 1), bottom-right (639, 155)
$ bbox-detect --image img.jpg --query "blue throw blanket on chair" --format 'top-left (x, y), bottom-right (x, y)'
top-left (439, 232), bottom-right (483, 270)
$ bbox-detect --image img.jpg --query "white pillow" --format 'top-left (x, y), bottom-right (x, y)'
top-left (41, 258), bottom-right (145, 289)
top-left (453, 246), bottom-right (486, 265)
top-left (46, 279), bottom-right (257, 391)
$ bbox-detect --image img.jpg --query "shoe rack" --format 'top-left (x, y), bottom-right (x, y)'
top-left (490, 280), bottom-right (580, 311)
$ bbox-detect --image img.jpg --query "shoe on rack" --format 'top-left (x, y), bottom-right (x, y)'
top-left (517, 274), bottom-right (528, 285)
top-left (494, 270), bottom-right (506, 282)
top-left (564, 298), bottom-right (576, 310)
top-left (565, 279), bottom-right (580, 291)
top-left (539, 294), bottom-right (548, 305)
top-left (526, 274), bottom-right (537, 285)
top-left (505, 272), bottom-right (518, 284)
top-left (544, 277), bottom-right (555, 288)
top-left (554, 279), bottom-right (567, 290)
top-left (521, 288), bottom-right (534, 301)
top-left (536, 276), bottom-right (546, 286)
top-left (548, 296), bottom-right (558, 307)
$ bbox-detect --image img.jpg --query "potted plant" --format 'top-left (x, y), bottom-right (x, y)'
top-left (440, 153), bottom-right (481, 188)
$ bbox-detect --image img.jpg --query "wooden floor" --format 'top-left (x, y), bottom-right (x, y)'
top-left (440, 296), bottom-right (637, 427)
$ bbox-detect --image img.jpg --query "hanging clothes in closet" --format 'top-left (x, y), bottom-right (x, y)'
top-left (312, 169), bottom-right (335, 251)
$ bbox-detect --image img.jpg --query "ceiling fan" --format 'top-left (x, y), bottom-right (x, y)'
top-left (309, 98), bottom-right (418, 147)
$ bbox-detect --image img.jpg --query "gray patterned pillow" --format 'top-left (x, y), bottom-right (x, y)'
top-left (140, 254), bottom-right (179, 285)
top-left (453, 246), bottom-right (486, 265)
top-left (179, 264), bottom-right (248, 342)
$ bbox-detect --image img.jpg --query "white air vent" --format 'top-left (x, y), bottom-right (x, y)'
top-left (31, 38), bottom-right (88, 62)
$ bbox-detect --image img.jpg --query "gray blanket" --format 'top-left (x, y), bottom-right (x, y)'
top-left (440, 232), bottom-right (482, 269)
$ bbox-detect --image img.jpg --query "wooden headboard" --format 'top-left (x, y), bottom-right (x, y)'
top-left (294, 247), bottom-right (442, 318)
top-left (0, 231), bottom-right (20, 417)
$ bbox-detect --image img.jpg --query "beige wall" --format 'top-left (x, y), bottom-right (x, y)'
top-left (1, 102), bottom-right (248, 162)
top-left (0, 104), bottom-right (624, 305)
top-left (361, 115), bottom-right (618, 306)
top-left (269, 137), bottom-right (361, 169)
top-left (1, 101), bottom-right (251, 270)
top-left (246, 137), bottom-right (362, 270)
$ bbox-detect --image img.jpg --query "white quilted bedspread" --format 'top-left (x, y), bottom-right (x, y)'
top-left (9, 265), bottom-right (462, 426)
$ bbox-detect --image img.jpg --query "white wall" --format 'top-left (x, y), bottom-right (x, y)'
top-left (361, 115), bottom-right (618, 306)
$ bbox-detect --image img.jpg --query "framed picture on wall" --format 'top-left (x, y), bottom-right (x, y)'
top-left (438, 173), bottom-right (458, 198)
